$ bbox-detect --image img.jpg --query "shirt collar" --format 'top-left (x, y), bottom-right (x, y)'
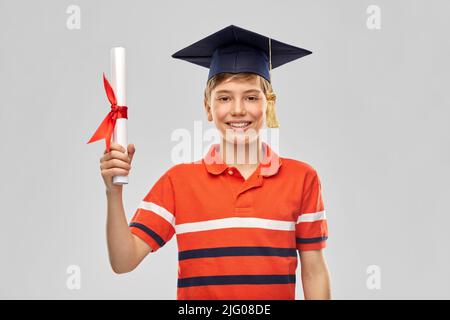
top-left (202, 141), bottom-right (282, 177)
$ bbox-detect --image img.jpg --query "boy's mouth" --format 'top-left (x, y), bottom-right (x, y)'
top-left (225, 121), bottom-right (252, 130)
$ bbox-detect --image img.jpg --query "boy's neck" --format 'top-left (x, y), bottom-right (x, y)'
top-left (219, 136), bottom-right (263, 168)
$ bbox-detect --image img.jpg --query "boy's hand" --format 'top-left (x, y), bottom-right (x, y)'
top-left (100, 142), bottom-right (136, 193)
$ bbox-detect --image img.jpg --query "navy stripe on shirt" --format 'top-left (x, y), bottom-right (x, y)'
top-left (296, 236), bottom-right (328, 244)
top-left (129, 222), bottom-right (166, 247)
top-left (179, 246), bottom-right (297, 261)
top-left (178, 274), bottom-right (296, 288)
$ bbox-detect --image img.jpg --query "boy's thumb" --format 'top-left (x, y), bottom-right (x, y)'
top-left (128, 143), bottom-right (136, 160)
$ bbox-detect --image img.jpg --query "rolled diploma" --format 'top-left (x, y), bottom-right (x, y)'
top-left (111, 47), bottom-right (129, 185)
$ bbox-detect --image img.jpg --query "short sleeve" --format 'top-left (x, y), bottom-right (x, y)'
top-left (296, 169), bottom-right (328, 251)
top-left (129, 171), bottom-right (176, 253)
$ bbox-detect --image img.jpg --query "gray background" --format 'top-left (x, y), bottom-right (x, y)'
top-left (0, 0), bottom-right (449, 299)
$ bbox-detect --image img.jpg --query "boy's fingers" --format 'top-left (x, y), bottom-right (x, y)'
top-left (101, 143), bottom-right (129, 164)
top-left (103, 143), bottom-right (124, 154)
top-left (102, 150), bottom-right (130, 163)
top-left (114, 144), bottom-right (126, 153)
top-left (101, 158), bottom-right (131, 170)
top-left (105, 142), bottom-right (125, 154)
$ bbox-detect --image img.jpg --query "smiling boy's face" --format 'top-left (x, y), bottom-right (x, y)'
top-left (204, 74), bottom-right (267, 145)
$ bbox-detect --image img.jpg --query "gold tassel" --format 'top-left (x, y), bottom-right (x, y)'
top-left (266, 37), bottom-right (279, 128)
top-left (266, 90), bottom-right (279, 128)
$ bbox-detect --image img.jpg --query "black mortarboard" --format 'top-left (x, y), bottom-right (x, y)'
top-left (171, 25), bottom-right (312, 83)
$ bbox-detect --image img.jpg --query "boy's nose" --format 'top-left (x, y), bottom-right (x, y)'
top-left (230, 101), bottom-right (246, 115)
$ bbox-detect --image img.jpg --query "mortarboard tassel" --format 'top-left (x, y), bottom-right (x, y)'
top-left (266, 91), bottom-right (279, 128)
top-left (266, 38), bottom-right (280, 128)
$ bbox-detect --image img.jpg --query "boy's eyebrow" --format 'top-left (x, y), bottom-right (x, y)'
top-left (215, 89), bottom-right (262, 94)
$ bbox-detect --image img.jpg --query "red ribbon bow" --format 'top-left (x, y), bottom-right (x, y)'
top-left (87, 73), bottom-right (128, 153)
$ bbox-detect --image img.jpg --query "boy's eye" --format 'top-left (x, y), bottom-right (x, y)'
top-left (217, 96), bottom-right (259, 102)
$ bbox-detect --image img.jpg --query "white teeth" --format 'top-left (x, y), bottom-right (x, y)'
top-left (228, 122), bottom-right (250, 128)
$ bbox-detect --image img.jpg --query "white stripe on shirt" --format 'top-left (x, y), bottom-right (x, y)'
top-left (296, 210), bottom-right (326, 224)
top-left (139, 200), bottom-right (175, 227)
top-left (176, 217), bottom-right (295, 235)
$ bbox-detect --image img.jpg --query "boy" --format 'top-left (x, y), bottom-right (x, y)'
top-left (100, 25), bottom-right (331, 299)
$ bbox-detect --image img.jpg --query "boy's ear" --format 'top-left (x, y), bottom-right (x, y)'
top-left (204, 99), bottom-right (213, 121)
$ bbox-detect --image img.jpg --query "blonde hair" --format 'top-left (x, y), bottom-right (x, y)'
top-left (204, 72), bottom-right (279, 128)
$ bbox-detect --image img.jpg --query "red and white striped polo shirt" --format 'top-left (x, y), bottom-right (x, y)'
top-left (129, 142), bottom-right (328, 299)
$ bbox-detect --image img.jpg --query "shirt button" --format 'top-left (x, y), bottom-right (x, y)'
top-left (228, 170), bottom-right (234, 175)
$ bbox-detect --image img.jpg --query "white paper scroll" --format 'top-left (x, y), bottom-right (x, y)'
top-left (111, 47), bottom-right (129, 185)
